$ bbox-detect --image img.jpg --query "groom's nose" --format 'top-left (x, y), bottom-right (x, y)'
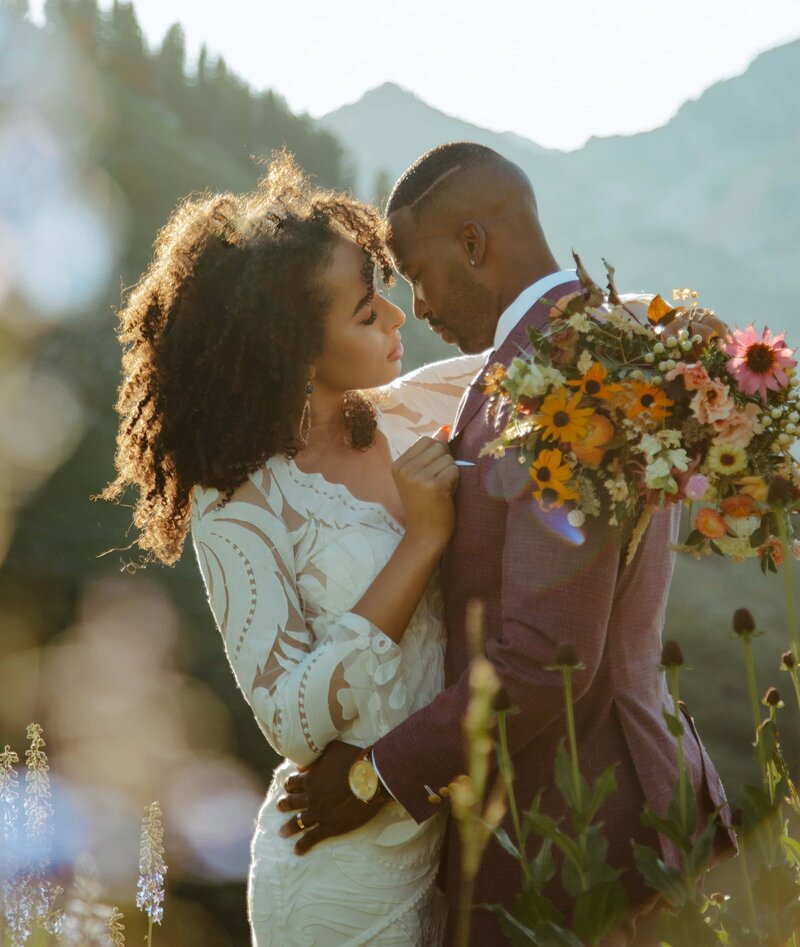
top-left (412, 291), bottom-right (431, 322)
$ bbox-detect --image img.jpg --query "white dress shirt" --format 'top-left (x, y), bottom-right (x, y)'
top-left (493, 269), bottom-right (578, 351)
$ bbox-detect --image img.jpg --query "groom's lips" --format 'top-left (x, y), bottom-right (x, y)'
top-left (429, 319), bottom-right (456, 345)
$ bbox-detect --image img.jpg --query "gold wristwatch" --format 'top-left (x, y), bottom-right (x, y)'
top-left (348, 747), bottom-right (388, 804)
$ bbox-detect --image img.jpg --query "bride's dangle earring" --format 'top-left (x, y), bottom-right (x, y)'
top-left (298, 381), bottom-right (313, 446)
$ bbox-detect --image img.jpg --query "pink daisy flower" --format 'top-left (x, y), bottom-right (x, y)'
top-left (723, 324), bottom-right (796, 402)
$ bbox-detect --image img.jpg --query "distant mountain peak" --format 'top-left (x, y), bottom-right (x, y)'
top-left (326, 81), bottom-right (426, 117)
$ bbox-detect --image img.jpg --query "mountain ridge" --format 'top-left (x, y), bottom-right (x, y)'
top-left (319, 39), bottom-right (800, 336)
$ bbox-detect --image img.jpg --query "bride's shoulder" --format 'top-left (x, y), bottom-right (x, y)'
top-left (192, 457), bottom-right (298, 526)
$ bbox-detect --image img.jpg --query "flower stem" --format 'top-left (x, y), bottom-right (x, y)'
top-left (147, 916), bottom-right (153, 947)
top-left (497, 711), bottom-right (530, 884)
top-left (562, 667), bottom-right (588, 890)
top-left (668, 666), bottom-right (687, 830)
top-left (741, 634), bottom-right (766, 777)
top-left (562, 668), bottom-right (582, 815)
top-left (789, 667), bottom-right (800, 714)
top-left (775, 508), bottom-right (799, 658)
top-left (738, 836), bottom-right (758, 933)
top-left (455, 873), bottom-right (475, 947)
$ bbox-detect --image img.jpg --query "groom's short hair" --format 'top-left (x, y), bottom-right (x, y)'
top-left (386, 142), bottom-right (509, 220)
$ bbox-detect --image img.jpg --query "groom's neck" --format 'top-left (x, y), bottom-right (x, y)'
top-left (496, 247), bottom-right (562, 315)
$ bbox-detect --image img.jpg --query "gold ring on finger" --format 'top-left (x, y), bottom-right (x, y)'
top-left (296, 813), bottom-right (307, 831)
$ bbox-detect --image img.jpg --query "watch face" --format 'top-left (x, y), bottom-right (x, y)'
top-left (348, 759), bottom-right (379, 801)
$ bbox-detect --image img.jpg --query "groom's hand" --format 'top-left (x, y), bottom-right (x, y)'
top-left (276, 741), bottom-right (385, 855)
top-left (662, 308), bottom-right (728, 348)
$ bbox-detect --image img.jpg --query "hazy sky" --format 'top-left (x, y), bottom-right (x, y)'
top-left (33, 0), bottom-right (800, 149)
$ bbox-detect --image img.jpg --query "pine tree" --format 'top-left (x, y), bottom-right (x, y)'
top-left (103, 0), bottom-right (151, 94)
top-left (156, 22), bottom-right (187, 116)
top-left (185, 42), bottom-right (210, 134)
top-left (63, 0), bottom-right (100, 57)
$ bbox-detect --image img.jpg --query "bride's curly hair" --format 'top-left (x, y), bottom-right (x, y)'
top-left (101, 151), bottom-right (394, 566)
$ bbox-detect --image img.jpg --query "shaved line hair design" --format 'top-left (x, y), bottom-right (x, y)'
top-left (385, 141), bottom-right (534, 221)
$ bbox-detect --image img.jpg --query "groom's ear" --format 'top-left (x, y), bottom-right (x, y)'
top-left (459, 220), bottom-right (486, 268)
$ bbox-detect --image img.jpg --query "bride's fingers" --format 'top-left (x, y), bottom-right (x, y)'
top-left (278, 811), bottom-right (319, 839)
top-left (275, 791), bottom-right (309, 813)
top-left (283, 772), bottom-right (306, 794)
top-left (294, 824), bottom-right (327, 856)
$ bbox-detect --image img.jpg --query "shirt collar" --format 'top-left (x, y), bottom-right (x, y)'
top-left (492, 269), bottom-right (578, 350)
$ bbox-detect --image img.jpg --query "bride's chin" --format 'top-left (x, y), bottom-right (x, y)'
top-left (373, 361), bottom-right (403, 386)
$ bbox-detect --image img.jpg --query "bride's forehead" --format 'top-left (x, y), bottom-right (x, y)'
top-left (328, 237), bottom-right (369, 274)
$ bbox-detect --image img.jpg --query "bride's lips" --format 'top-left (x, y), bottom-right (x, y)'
top-left (388, 339), bottom-right (404, 361)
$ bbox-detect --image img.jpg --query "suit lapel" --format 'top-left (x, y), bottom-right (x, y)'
top-left (451, 355), bottom-right (495, 439)
top-left (450, 279), bottom-right (583, 441)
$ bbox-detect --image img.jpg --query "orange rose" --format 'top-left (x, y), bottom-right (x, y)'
top-left (695, 508), bottom-right (728, 539)
top-left (572, 413), bottom-right (615, 467)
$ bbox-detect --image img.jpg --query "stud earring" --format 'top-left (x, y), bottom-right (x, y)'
top-left (298, 381), bottom-right (313, 445)
top-left (469, 259), bottom-right (476, 267)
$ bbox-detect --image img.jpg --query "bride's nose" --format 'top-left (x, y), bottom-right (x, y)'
top-left (383, 297), bottom-right (406, 330)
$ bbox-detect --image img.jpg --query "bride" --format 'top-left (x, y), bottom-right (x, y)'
top-left (103, 152), bottom-right (483, 944)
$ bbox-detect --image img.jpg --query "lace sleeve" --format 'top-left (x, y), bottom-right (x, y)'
top-left (372, 353), bottom-right (488, 441)
top-left (191, 477), bottom-right (405, 766)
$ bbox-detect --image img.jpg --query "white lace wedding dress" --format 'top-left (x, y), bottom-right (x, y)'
top-left (191, 353), bottom-right (484, 946)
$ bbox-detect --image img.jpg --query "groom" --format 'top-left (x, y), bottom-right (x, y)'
top-left (279, 142), bottom-right (735, 943)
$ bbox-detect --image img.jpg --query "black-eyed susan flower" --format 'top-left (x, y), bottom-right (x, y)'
top-left (566, 360), bottom-right (613, 400)
top-left (707, 443), bottom-right (748, 477)
top-left (529, 448), bottom-right (578, 508)
top-left (623, 380), bottom-right (674, 423)
top-left (533, 388), bottom-right (594, 444)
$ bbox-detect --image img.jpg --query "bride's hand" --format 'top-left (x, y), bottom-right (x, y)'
top-left (392, 436), bottom-right (458, 548)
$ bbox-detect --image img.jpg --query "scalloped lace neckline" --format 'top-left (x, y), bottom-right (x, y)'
top-left (285, 417), bottom-right (404, 535)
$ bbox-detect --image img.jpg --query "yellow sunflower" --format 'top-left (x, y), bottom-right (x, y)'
top-left (622, 380), bottom-right (674, 423)
top-left (529, 448), bottom-right (578, 509)
top-left (534, 388), bottom-right (594, 443)
top-left (707, 443), bottom-right (748, 477)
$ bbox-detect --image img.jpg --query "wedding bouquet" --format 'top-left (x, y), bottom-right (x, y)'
top-left (480, 256), bottom-right (800, 569)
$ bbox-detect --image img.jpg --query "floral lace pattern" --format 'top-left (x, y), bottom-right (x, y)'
top-left (191, 353), bottom-right (485, 945)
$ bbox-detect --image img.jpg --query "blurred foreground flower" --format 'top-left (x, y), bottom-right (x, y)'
top-left (137, 801), bottom-right (167, 940)
top-left (23, 723), bottom-right (63, 937)
top-left (61, 852), bottom-right (126, 947)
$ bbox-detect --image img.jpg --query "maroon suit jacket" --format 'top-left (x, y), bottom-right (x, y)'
top-left (374, 284), bottom-right (734, 943)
